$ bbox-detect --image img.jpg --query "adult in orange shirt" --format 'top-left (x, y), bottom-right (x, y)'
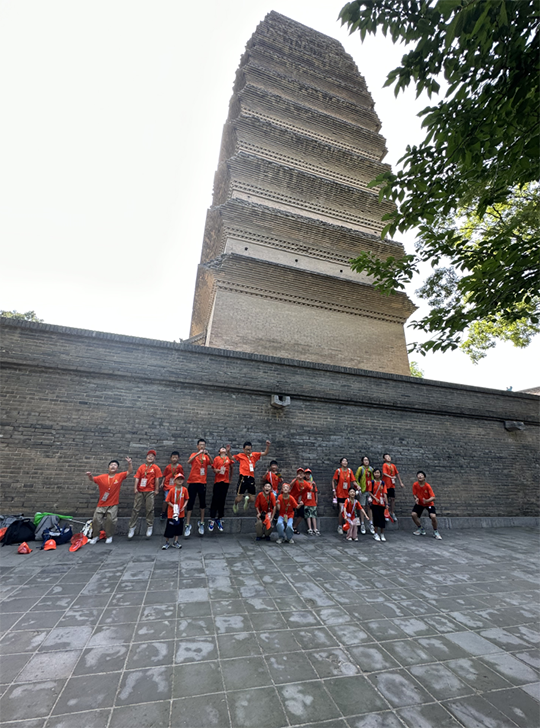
top-left (160, 451), bottom-right (184, 520)
top-left (162, 473), bottom-right (189, 549)
top-left (382, 453), bottom-right (404, 522)
top-left (232, 439), bottom-right (271, 513)
top-left (185, 438), bottom-right (212, 538)
top-left (332, 458), bottom-right (358, 534)
top-left (209, 445), bottom-right (234, 533)
top-left (276, 483), bottom-right (297, 544)
top-left (412, 471), bottom-right (442, 540)
top-left (86, 456), bottom-right (133, 544)
top-left (128, 450), bottom-right (162, 540)
top-left (367, 468), bottom-right (388, 542)
top-left (255, 482), bottom-right (276, 541)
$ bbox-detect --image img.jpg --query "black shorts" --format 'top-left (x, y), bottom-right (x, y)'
top-left (187, 482), bottom-right (206, 510)
top-left (164, 517), bottom-right (184, 538)
top-left (387, 487), bottom-right (396, 499)
top-left (413, 504), bottom-right (436, 516)
top-left (337, 497), bottom-right (346, 505)
top-left (237, 475), bottom-right (256, 495)
top-left (294, 505), bottom-right (305, 518)
top-left (371, 504), bottom-right (386, 529)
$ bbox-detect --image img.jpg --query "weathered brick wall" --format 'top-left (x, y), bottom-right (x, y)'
top-left (1, 318), bottom-right (538, 520)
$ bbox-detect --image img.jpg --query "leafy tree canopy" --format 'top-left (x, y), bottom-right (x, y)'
top-left (339, 0), bottom-right (540, 356)
top-left (1, 310), bottom-right (43, 323)
top-left (409, 360), bottom-right (424, 377)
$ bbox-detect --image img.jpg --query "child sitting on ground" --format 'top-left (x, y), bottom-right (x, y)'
top-left (254, 482), bottom-right (276, 541)
top-left (276, 483), bottom-right (297, 544)
top-left (342, 486), bottom-right (367, 541)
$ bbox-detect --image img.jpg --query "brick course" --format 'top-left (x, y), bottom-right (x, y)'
top-left (1, 318), bottom-right (538, 520)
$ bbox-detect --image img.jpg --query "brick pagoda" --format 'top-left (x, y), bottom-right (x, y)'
top-left (189, 11), bottom-right (416, 375)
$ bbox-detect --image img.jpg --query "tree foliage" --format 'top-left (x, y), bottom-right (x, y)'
top-left (0, 310), bottom-right (43, 323)
top-left (340, 0), bottom-right (540, 355)
top-left (409, 360), bottom-right (424, 377)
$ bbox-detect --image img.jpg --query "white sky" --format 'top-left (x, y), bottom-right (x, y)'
top-left (1, 0), bottom-right (538, 392)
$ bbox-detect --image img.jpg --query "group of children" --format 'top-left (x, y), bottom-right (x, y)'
top-left (85, 440), bottom-right (442, 549)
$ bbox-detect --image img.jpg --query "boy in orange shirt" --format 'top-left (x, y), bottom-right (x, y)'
top-left (263, 460), bottom-right (283, 495)
top-left (185, 438), bottom-right (212, 538)
top-left (382, 453), bottom-right (404, 522)
top-left (367, 468), bottom-right (388, 542)
top-left (303, 468), bottom-right (319, 536)
top-left (163, 473), bottom-right (189, 549)
top-left (412, 471), bottom-right (442, 539)
top-left (160, 451), bottom-right (184, 520)
top-left (290, 468), bottom-right (308, 534)
top-left (276, 483), bottom-right (297, 544)
top-left (255, 482), bottom-right (276, 541)
top-left (86, 456), bottom-right (133, 544)
top-left (332, 458), bottom-right (358, 534)
top-left (232, 440), bottom-right (271, 513)
top-left (128, 450), bottom-right (162, 539)
top-left (209, 445), bottom-right (234, 533)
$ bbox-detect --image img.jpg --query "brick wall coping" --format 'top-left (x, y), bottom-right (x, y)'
top-left (2, 316), bottom-right (538, 405)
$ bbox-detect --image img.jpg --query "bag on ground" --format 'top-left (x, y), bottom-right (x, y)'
top-left (2, 518), bottom-right (36, 546)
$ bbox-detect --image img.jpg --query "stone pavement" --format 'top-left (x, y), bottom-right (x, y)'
top-left (1, 527), bottom-right (539, 728)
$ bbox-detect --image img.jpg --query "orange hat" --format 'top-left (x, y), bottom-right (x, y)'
top-left (43, 539), bottom-right (57, 550)
top-left (147, 449), bottom-right (157, 456)
top-left (174, 473), bottom-right (185, 480)
top-left (304, 468), bottom-right (312, 474)
top-left (342, 522), bottom-right (350, 532)
top-left (17, 542), bottom-right (32, 554)
top-left (296, 468), bottom-right (305, 473)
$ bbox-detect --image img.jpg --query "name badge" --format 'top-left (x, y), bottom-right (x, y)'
top-left (249, 463), bottom-right (254, 472)
top-left (200, 468), bottom-right (205, 476)
top-left (140, 478), bottom-right (148, 488)
top-left (220, 467), bottom-right (225, 475)
top-left (102, 492), bottom-right (109, 502)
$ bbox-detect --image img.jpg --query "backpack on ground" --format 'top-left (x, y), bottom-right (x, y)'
top-left (2, 518), bottom-right (36, 546)
top-left (35, 515), bottom-right (60, 541)
top-left (40, 526), bottom-right (73, 547)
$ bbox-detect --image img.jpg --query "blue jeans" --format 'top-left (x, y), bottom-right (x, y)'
top-left (277, 516), bottom-right (293, 541)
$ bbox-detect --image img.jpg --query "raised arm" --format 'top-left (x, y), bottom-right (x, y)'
top-left (85, 471), bottom-right (95, 484)
top-left (125, 457), bottom-right (133, 475)
top-left (261, 440), bottom-right (271, 457)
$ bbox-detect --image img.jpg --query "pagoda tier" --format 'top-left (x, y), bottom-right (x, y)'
top-left (189, 11), bottom-right (416, 375)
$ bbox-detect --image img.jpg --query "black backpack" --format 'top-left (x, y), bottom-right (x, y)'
top-left (2, 518), bottom-right (36, 546)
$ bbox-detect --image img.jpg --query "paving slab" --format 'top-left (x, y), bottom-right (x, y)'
top-left (0, 526), bottom-right (538, 727)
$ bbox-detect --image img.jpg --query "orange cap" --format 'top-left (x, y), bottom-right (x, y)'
top-left (17, 542), bottom-right (32, 554)
top-left (43, 539), bottom-right (57, 550)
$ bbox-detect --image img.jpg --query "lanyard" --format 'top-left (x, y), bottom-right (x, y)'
top-left (372, 481), bottom-right (384, 504)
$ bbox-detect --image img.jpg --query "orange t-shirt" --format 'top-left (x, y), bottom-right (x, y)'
top-left (382, 463), bottom-right (398, 489)
top-left (264, 471), bottom-right (283, 493)
top-left (93, 471), bottom-right (128, 507)
top-left (333, 468), bottom-right (357, 498)
top-left (412, 481), bottom-right (435, 507)
top-left (233, 452), bottom-right (261, 477)
top-left (342, 497), bottom-right (360, 520)
top-left (368, 480), bottom-right (387, 506)
top-left (277, 494), bottom-right (297, 519)
top-left (135, 463), bottom-right (162, 493)
top-left (289, 478), bottom-right (307, 502)
top-left (212, 455), bottom-right (234, 484)
top-left (165, 485), bottom-right (189, 519)
top-left (162, 463), bottom-right (185, 491)
top-left (255, 491), bottom-right (276, 514)
top-left (303, 482), bottom-right (317, 506)
top-left (187, 453), bottom-right (212, 484)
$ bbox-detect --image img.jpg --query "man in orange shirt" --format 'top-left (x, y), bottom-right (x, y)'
top-left (276, 483), bottom-right (297, 544)
top-left (255, 482), bottom-right (276, 541)
top-left (86, 456), bottom-right (133, 544)
top-left (332, 458), bottom-right (358, 534)
top-left (411, 471), bottom-right (442, 540)
top-left (184, 438), bottom-right (212, 538)
top-left (232, 440), bottom-right (271, 513)
top-left (382, 453), bottom-right (404, 522)
top-left (128, 450), bottom-right (162, 539)
top-left (160, 451), bottom-right (184, 520)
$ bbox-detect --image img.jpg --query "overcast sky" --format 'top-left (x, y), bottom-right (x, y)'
top-left (1, 0), bottom-right (538, 392)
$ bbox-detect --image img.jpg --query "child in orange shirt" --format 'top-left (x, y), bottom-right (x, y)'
top-left (290, 468), bottom-right (308, 534)
top-left (332, 458), bottom-right (358, 534)
top-left (412, 471), bottom-right (442, 539)
top-left (382, 453), bottom-right (404, 522)
top-left (255, 482), bottom-right (276, 541)
top-left (209, 446), bottom-right (234, 533)
top-left (368, 468), bottom-right (388, 542)
top-left (163, 473), bottom-right (189, 549)
top-left (232, 440), bottom-right (270, 513)
top-left (128, 450), bottom-right (162, 540)
top-left (160, 451), bottom-right (184, 520)
top-left (303, 468), bottom-right (320, 536)
top-left (276, 483), bottom-right (297, 544)
top-left (342, 487), bottom-right (368, 541)
top-left (263, 460), bottom-right (283, 495)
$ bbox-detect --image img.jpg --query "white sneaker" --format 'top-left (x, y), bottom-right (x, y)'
top-left (380, 534), bottom-right (387, 542)
top-left (413, 528), bottom-right (423, 536)
top-left (198, 521), bottom-right (205, 536)
top-left (314, 530), bottom-right (321, 536)
top-left (369, 523), bottom-right (375, 535)
top-left (337, 526), bottom-right (343, 535)
top-left (88, 537), bottom-right (99, 545)
top-left (105, 537), bottom-right (113, 544)
top-left (162, 542), bottom-right (170, 550)
top-left (307, 529), bottom-right (314, 535)
top-left (243, 495), bottom-right (250, 511)
top-left (276, 538), bottom-right (283, 544)
top-left (127, 527), bottom-right (135, 539)
top-left (434, 530), bottom-right (442, 540)
top-left (184, 524), bottom-right (192, 538)
top-left (288, 539), bottom-right (295, 544)
top-left (172, 541), bottom-right (182, 549)
top-left (374, 533), bottom-right (381, 541)
top-left (145, 527), bottom-right (153, 538)
top-left (360, 523), bottom-right (366, 535)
